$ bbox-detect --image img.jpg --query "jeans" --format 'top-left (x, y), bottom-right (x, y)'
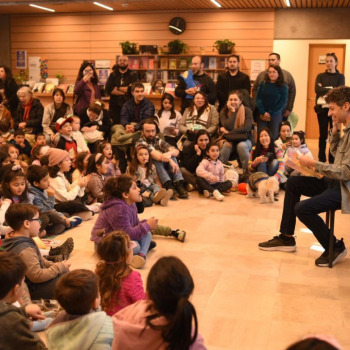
top-left (196, 176), bottom-right (232, 194)
top-left (257, 159), bottom-right (279, 176)
top-left (140, 183), bottom-right (161, 201)
top-left (138, 232), bottom-right (152, 256)
top-left (280, 176), bottom-right (342, 250)
top-left (258, 111), bottom-right (282, 141)
top-left (180, 167), bottom-right (197, 186)
top-left (154, 157), bottom-right (183, 184)
top-left (317, 108), bottom-right (334, 163)
top-left (219, 139), bottom-right (252, 171)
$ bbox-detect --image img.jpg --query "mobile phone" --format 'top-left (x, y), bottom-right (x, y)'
top-left (286, 137), bottom-right (293, 142)
top-left (266, 152), bottom-right (273, 158)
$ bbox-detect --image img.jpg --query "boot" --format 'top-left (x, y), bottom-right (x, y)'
top-left (173, 181), bottom-right (189, 199)
top-left (170, 229), bottom-right (186, 242)
top-left (163, 181), bottom-right (178, 199)
top-left (49, 238), bottom-right (74, 260)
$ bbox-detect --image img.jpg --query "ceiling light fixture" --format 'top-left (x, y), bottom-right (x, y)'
top-left (29, 4), bottom-right (55, 12)
top-left (93, 2), bottom-right (114, 10)
top-left (285, 0), bottom-right (291, 6)
top-left (210, 0), bottom-right (222, 7)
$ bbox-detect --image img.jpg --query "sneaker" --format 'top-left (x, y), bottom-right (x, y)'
top-left (203, 190), bottom-right (212, 198)
top-left (86, 203), bottom-right (101, 213)
top-left (213, 189), bottom-right (224, 201)
top-left (173, 180), bottom-right (189, 199)
top-left (49, 237), bottom-right (74, 260)
top-left (76, 211), bottom-right (93, 221)
top-left (152, 188), bottom-right (167, 203)
top-left (186, 183), bottom-right (195, 192)
top-left (160, 189), bottom-right (173, 207)
top-left (130, 254), bottom-right (146, 269)
top-left (171, 229), bottom-right (186, 242)
top-left (315, 240), bottom-right (347, 267)
top-left (67, 216), bottom-right (83, 229)
top-left (258, 235), bottom-right (296, 252)
top-left (148, 241), bottom-right (157, 251)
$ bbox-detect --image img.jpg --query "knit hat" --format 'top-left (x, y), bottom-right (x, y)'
top-left (237, 182), bottom-right (248, 195)
top-left (47, 148), bottom-right (69, 167)
top-left (56, 117), bottom-right (73, 132)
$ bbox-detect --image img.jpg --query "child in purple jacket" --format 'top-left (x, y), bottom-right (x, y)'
top-left (91, 175), bottom-right (186, 269)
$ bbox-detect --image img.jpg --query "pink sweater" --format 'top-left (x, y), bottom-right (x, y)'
top-left (196, 158), bottom-right (225, 184)
top-left (106, 270), bottom-right (146, 316)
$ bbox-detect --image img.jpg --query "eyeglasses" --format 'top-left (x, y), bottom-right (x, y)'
top-left (30, 218), bottom-right (42, 224)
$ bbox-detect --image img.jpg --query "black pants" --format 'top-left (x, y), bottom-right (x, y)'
top-left (196, 176), bottom-right (232, 194)
top-left (113, 145), bottom-right (131, 173)
top-left (109, 105), bottom-right (122, 125)
top-left (41, 210), bottom-right (68, 235)
top-left (280, 176), bottom-right (341, 250)
top-left (27, 273), bottom-right (66, 300)
top-left (317, 108), bottom-right (334, 163)
top-left (54, 199), bottom-right (90, 216)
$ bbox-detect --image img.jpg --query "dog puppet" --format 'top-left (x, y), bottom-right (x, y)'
top-left (246, 172), bottom-right (279, 204)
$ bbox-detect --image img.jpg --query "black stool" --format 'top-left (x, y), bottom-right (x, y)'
top-left (326, 209), bottom-right (336, 268)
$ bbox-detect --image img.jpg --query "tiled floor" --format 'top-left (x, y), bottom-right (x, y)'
top-left (45, 139), bottom-right (350, 350)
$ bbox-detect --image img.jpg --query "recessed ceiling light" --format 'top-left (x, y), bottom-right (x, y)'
top-left (285, 0), bottom-right (291, 6)
top-left (210, 0), bottom-right (222, 8)
top-left (93, 2), bottom-right (114, 11)
top-left (29, 4), bottom-right (55, 12)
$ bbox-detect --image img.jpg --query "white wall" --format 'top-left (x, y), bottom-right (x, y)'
top-left (273, 40), bottom-right (350, 132)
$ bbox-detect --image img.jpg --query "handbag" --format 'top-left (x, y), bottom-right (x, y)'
top-left (224, 132), bottom-right (249, 143)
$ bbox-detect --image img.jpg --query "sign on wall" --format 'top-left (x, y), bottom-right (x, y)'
top-left (250, 60), bottom-right (266, 80)
top-left (16, 50), bottom-right (27, 69)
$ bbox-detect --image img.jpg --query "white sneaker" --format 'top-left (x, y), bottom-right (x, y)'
top-left (86, 204), bottom-right (101, 213)
top-left (213, 190), bottom-right (224, 201)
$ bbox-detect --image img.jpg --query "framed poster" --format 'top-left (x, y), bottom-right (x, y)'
top-left (28, 56), bottom-right (41, 82)
top-left (250, 60), bottom-right (266, 81)
top-left (98, 69), bottom-right (109, 85)
top-left (16, 50), bottom-right (27, 69)
top-left (95, 60), bottom-right (110, 69)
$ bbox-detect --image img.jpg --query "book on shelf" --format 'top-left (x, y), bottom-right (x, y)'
top-left (169, 58), bottom-right (177, 69)
top-left (179, 58), bottom-right (188, 69)
top-left (153, 86), bottom-right (164, 95)
top-left (139, 57), bottom-right (149, 69)
top-left (219, 57), bottom-right (226, 69)
top-left (44, 83), bottom-right (56, 93)
top-left (144, 84), bottom-right (152, 95)
top-left (161, 70), bottom-right (168, 82)
top-left (164, 83), bottom-right (176, 96)
top-left (285, 153), bottom-right (323, 179)
top-left (149, 58), bottom-right (154, 69)
top-left (129, 58), bottom-right (139, 69)
top-left (145, 71), bottom-right (154, 83)
top-left (58, 84), bottom-right (69, 93)
top-left (160, 57), bottom-right (169, 69)
top-left (67, 84), bottom-right (75, 94)
top-left (33, 82), bottom-right (45, 93)
top-left (202, 57), bottom-right (209, 69)
top-left (209, 57), bottom-right (217, 69)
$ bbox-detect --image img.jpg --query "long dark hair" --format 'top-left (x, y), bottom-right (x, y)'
top-left (158, 93), bottom-right (176, 120)
top-left (128, 145), bottom-right (153, 179)
top-left (76, 62), bottom-right (99, 84)
top-left (293, 130), bottom-right (306, 145)
top-left (86, 153), bottom-right (106, 175)
top-left (52, 88), bottom-right (70, 121)
top-left (1, 165), bottom-right (30, 202)
top-left (194, 129), bottom-right (210, 144)
top-left (145, 256), bottom-right (198, 350)
top-left (0, 66), bottom-right (12, 83)
top-left (75, 151), bottom-right (89, 174)
top-left (189, 91), bottom-right (209, 117)
top-left (266, 65), bottom-right (284, 87)
top-left (253, 127), bottom-right (276, 161)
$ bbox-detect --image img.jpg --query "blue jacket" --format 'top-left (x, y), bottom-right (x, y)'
top-left (120, 98), bottom-right (155, 131)
top-left (256, 81), bottom-right (288, 115)
top-left (29, 185), bottom-right (63, 216)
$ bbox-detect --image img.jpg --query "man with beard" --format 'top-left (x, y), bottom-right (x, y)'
top-left (216, 55), bottom-right (251, 111)
top-left (105, 55), bottom-right (138, 125)
top-left (258, 86), bottom-right (350, 268)
top-left (252, 53), bottom-right (296, 120)
top-left (175, 56), bottom-right (217, 114)
top-left (135, 118), bottom-right (189, 199)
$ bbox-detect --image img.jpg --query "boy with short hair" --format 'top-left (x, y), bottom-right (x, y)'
top-left (55, 117), bottom-right (78, 166)
top-left (0, 252), bottom-right (46, 350)
top-left (34, 133), bottom-right (47, 146)
top-left (27, 164), bottom-right (82, 237)
top-left (10, 129), bottom-right (32, 161)
top-left (46, 269), bottom-right (114, 350)
top-left (71, 115), bottom-right (90, 153)
top-left (2, 203), bottom-right (70, 299)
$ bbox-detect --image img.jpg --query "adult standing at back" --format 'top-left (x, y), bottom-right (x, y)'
top-left (74, 62), bottom-right (101, 115)
top-left (252, 53), bottom-right (296, 121)
top-left (216, 55), bottom-right (251, 111)
top-left (0, 65), bottom-right (19, 118)
top-left (314, 53), bottom-right (345, 164)
top-left (105, 55), bottom-right (138, 125)
top-left (175, 56), bottom-right (217, 114)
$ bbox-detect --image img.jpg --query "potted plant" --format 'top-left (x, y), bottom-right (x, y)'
top-left (167, 40), bottom-right (189, 54)
top-left (13, 69), bottom-right (29, 86)
top-left (213, 39), bottom-right (235, 54)
top-left (55, 73), bottom-right (65, 84)
top-left (119, 41), bottom-right (138, 55)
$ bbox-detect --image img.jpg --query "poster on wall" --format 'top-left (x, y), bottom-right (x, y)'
top-left (250, 60), bottom-right (266, 81)
top-left (98, 69), bottom-right (109, 85)
top-left (95, 60), bottom-right (110, 69)
top-left (28, 56), bottom-right (41, 82)
top-left (16, 50), bottom-right (27, 69)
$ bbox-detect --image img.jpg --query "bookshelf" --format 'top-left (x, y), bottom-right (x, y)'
top-left (125, 54), bottom-right (232, 83)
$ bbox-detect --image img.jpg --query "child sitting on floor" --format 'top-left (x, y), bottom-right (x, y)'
top-left (46, 269), bottom-right (114, 350)
top-left (111, 256), bottom-right (207, 350)
top-left (10, 130), bottom-right (32, 163)
top-left (97, 141), bottom-right (121, 180)
top-left (71, 115), bottom-right (90, 153)
top-left (196, 143), bottom-right (232, 201)
top-left (72, 151), bottom-right (90, 183)
top-left (2, 203), bottom-right (70, 299)
top-left (91, 175), bottom-right (186, 269)
top-left (0, 252), bottom-right (46, 349)
top-left (95, 231), bottom-right (145, 316)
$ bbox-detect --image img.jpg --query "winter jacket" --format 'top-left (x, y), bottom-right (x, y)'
top-left (14, 98), bottom-right (44, 134)
top-left (2, 77), bottom-right (19, 114)
top-left (112, 300), bottom-right (207, 350)
top-left (46, 310), bottom-right (113, 350)
top-left (196, 158), bottom-right (225, 184)
top-left (120, 98), bottom-right (155, 131)
top-left (0, 302), bottom-right (46, 350)
top-left (286, 144), bottom-right (313, 160)
top-left (29, 185), bottom-right (64, 217)
top-left (85, 172), bottom-right (106, 204)
top-left (49, 171), bottom-right (85, 202)
top-left (91, 197), bottom-right (150, 243)
top-left (179, 145), bottom-right (206, 174)
top-left (9, 138), bottom-right (32, 157)
top-left (42, 102), bottom-right (73, 135)
top-left (2, 236), bottom-right (68, 284)
top-left (175, 73), bottom-right (217, 111)
top-left (0, 104), bottom-right (14, 128)
top-left (74, 79), bottom-right (101, 115)
top-left (79, 107), bottom-right (112, 139)
top-left (110, 123), bottom-right (141, 147)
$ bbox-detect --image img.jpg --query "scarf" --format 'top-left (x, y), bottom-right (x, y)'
top-left (22, 98), bottom-right (34, 122)
top-left (87, 109), bottom-right (104, 125)
top-left (186, 105), bottom-right (211, 131)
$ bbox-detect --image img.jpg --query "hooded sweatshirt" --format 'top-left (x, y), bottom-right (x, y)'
top-left (112, 300), bottom-right (207, 350)
top-left (46, 310), bottom-right (113, 350)
top-left (0, 302), bottom-right (46, 350)
top-left (91, 197), bottom-right (150, 244)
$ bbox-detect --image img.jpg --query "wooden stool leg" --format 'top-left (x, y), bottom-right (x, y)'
top-left (328, 210), bottom-right (335, 268)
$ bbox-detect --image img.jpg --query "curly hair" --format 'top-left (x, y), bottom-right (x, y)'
top-left (102, 175), bottom-right (133, 202)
